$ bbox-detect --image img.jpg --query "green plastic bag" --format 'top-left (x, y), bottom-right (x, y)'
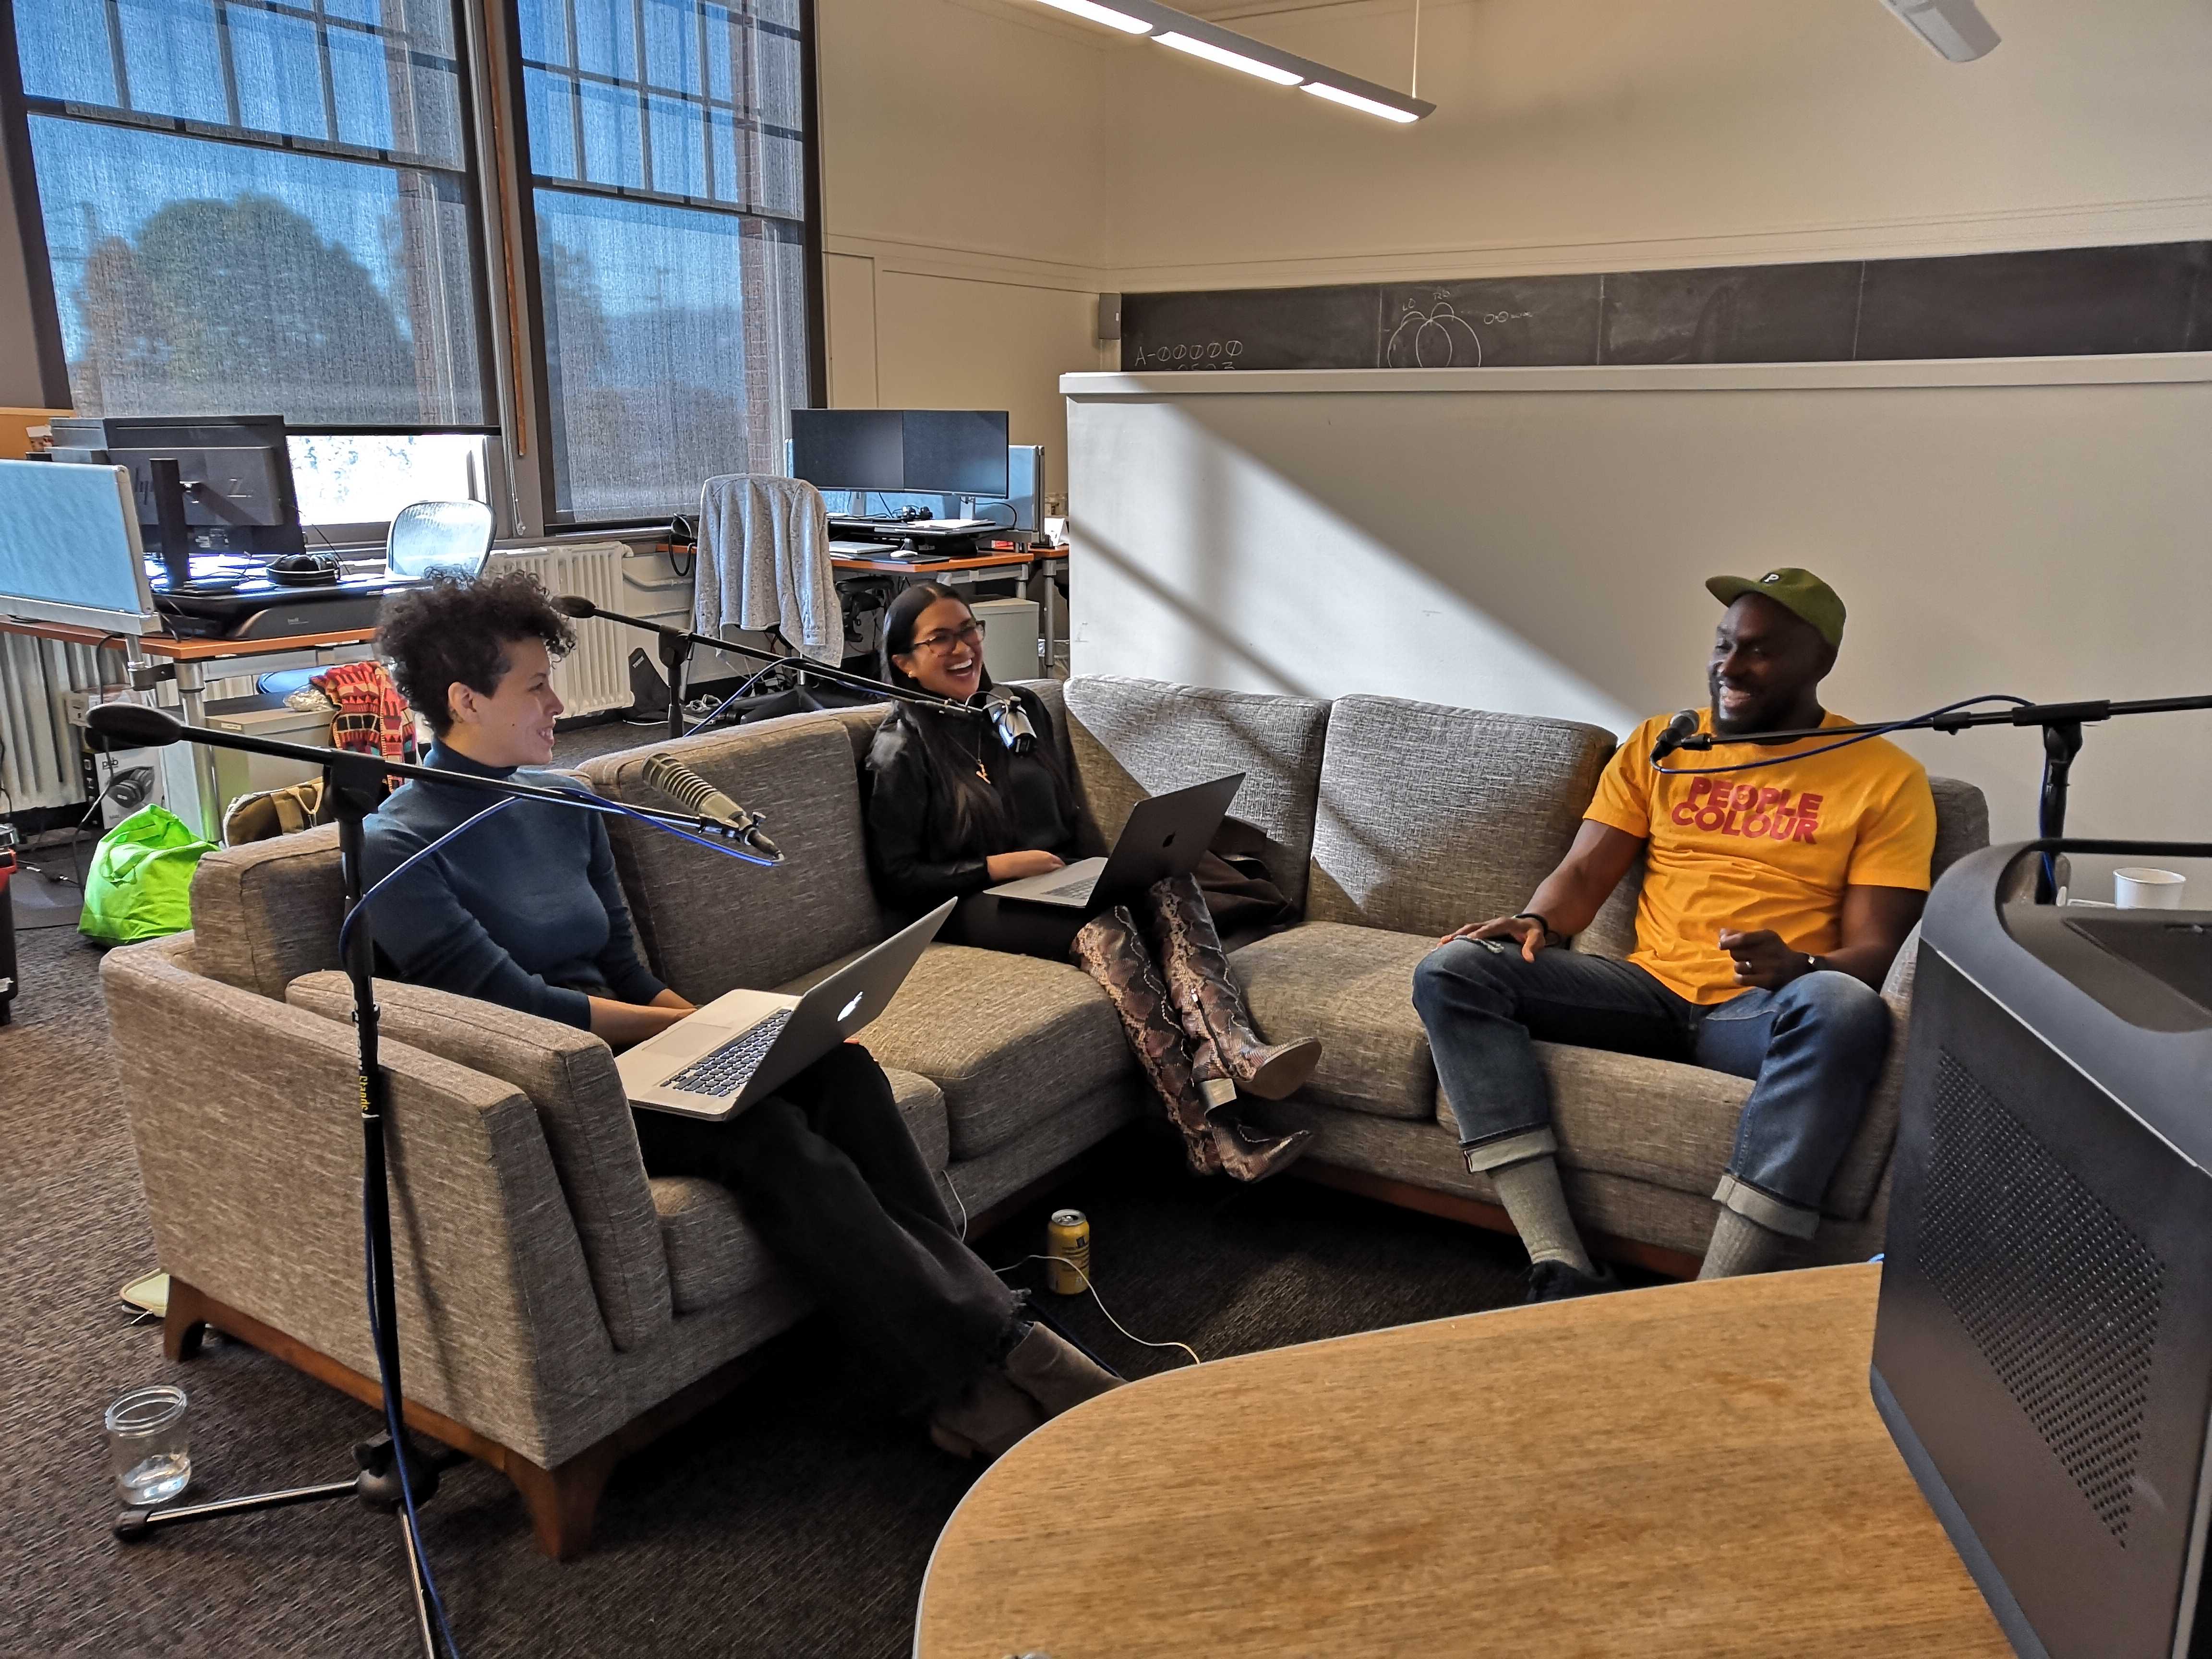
top-left (78, 805), bottom-right (215, 945)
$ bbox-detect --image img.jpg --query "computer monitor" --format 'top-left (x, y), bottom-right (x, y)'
top-left (902, 410), bottom-right (1009, 496)
top-left (47, 415), bottom-right (306, 568)
top-left (0, 459), bottom-right (158, 634)
top-left (788, 438), bottom-right (1037, 534)
top-left (789, 409), bottom-right (1011, 498)
top-left (790, 409), bottom-right (905, 495)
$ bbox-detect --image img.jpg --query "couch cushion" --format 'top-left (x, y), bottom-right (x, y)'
top-left (1927, 776), bottom-right (1989, 880)
top-left (649, 1067), bottom-right (949, 1316)
top-left (286, 970), bottom-right (673, 1352)
top-left (791, 944), bottom-right (1133, 1161)
top-left (190, 824), bottom-right (345, 998)
top-left (581, 718), bottom-right (880, 1002)
top-left (1063, 676), bottom-right (1329, 910)
top-left (1307, 696), bottom-right (1615, 938)
top-left (1230, 923), bottom-right (1440, 1121)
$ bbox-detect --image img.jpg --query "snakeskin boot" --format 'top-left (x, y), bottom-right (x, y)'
top-left (1147, 874), bottom-right (1322, 1102)
top-left (1071, 907), bottom-right (1223, 1175)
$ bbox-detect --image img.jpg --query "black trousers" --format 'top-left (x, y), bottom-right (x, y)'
top-left (947, 890), bottom-right (1087, 961)
top-left (631, 1043), bottom-right (1019, 1410)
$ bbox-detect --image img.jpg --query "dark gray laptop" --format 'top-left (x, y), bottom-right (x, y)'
top-left (990, 773), bottom-right (1244, 911)
top-left (618, 899), bottom-right (955, 1120)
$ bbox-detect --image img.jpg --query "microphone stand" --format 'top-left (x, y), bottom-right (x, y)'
top-left (1668, 692), bottom-right (2212, 902)
top-left (562, 601), bottom-right (983, 734)
top-left (99, 712), bottom-right (755, 1658)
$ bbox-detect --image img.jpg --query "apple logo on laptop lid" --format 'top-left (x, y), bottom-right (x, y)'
top-left (839, 992), bottom-right (865, 1022)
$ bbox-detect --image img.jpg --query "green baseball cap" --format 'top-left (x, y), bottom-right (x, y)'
top-left (1706, 566), bottom-right (1845, 647)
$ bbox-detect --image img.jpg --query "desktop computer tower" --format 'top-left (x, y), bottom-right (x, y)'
top-left (1872, 840), bottom-right (2212, 1659)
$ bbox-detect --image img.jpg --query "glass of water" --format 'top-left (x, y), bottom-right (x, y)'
top-left (106, 1385), bottom-right (191, 1506)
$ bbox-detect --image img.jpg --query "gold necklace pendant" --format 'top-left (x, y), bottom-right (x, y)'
top-left (975, 756), bottom-right (991, 782)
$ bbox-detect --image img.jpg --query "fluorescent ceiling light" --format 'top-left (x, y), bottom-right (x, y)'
top-left (1154, 30), bottom-right (1305, 86)
top-left (1302, 82), bottom-right (1421, 123)
top-left (1018, 0), bottom-right (1436, 121)
top-left (1031, 0), bottom-right (1153, 35)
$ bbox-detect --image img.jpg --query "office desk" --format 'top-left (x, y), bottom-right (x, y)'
top-left (916, 1264), bottom-right (2007, 1658)
top-left (828, 547), bottom-right (1069, 675)
top-left (0, 615), bottom-right (377, 835)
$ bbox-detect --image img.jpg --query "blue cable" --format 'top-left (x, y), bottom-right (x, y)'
top-left (1648, 694), bottom-right (2032, 776)
top-left (334, 769), bottom-right (778, 1653)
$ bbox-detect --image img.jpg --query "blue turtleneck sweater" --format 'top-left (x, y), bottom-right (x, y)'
top-left (360, 742), bottom-right (666, 1029)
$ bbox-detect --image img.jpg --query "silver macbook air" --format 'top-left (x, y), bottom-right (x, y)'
top-left (990, 773), bottom-right (1244, 911)
top-left (618, 899), bottom-right (955, 1120)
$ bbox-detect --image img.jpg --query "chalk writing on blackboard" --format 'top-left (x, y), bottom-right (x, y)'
top-left (1130, 340), bottom-right (1243, 370)
top-left (1386, 300), bottom-right (1482, 368)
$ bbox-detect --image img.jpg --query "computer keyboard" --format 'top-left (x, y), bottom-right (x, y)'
top-left (664, 1009), bottom-right (793, 1096)
top-left (1040, 876), bottom-right (1098, 901)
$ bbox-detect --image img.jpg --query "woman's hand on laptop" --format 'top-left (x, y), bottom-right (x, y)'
top-left (987, 849), bottom-right (1065, 882)
top-left (589, 991), bottom-right (695, 1051)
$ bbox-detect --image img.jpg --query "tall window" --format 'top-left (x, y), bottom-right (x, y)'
top-left (9, 0), bottom-right (492, 430)
top-left (515, 0), bottom-right (811, 522)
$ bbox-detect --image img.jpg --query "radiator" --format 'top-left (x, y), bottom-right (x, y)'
top-left (0, 634), bottom-right (122, 810)
top-left (487, 542), bottom-right (631, 718)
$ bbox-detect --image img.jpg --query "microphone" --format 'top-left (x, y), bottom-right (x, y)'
top-left (1649, 709), bottom-right (1703, 763)
top-left (981, 685), bottom-right (1036, 754)
top-left (552, 593), bottom-right (598, 620)
top-left (641, 753), bottom-right (782, 861)
top-left (85, 701), bottom-right (185, 751)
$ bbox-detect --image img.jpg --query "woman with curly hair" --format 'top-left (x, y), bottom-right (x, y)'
top-left (361, 570), bottom-right (1117, 1461)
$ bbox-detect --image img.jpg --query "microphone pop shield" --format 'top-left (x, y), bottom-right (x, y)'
top-left (85, 700), bottom-right (184, 751)
top-left (552, 594), bottom-right (598, 619)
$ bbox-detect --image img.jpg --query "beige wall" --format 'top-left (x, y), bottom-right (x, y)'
top-left (1096, 0), bottom-right (2212, 286)
top-left (815, 0), bottom-right (1116, 496)
top-left (1063, 359), bottom-right (2212, 868)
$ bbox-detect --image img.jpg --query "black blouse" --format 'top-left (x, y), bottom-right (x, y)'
top-left (864, 687), bottom-right (1080, 912)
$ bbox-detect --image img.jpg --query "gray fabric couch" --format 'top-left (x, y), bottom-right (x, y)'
top-left (98, 673), bottom-right (1985, 1557)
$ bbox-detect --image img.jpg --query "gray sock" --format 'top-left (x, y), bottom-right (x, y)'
top-left (1483, 1153), bottom-right (1595, 1276)
top-left (1698, 1207), bottom-right (1790, 1279)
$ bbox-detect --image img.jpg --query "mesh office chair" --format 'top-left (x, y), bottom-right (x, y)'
top-left (257, 500), bottom-right (494, 701)
top-left (385, 499), bottom-right (494, 580)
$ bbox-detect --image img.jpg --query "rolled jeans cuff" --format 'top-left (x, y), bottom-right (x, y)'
top-left (1712, 1172), bottom-right (1820, 1240)
top-left (1461, 1126), bottom-right (1560, 1175)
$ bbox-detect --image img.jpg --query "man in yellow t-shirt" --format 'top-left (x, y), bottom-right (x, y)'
top-left (1413, 569), bottom-right (1935, 1299)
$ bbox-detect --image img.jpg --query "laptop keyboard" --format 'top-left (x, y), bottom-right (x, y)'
top-left (664, 1009), bottom-right (793, 1097)
top-left (1038, 876), bottom-right (1097, 900)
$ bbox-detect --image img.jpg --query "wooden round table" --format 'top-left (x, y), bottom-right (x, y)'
top-left (915, 1263), bottom-right (2008, 1658)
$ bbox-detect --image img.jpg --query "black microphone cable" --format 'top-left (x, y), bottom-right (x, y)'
top-left (1647, 693), bottom-right (2032, 777)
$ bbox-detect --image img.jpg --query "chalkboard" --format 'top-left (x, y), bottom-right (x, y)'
top-left (1120, 241), bottom-right (2212, 373)
top-left (1123, 285), bottom-right (1378, 372)
top-left (1381, 276), bottom-right (1600, 367)
top-left (1599, 261), bottom-right (1861, 365)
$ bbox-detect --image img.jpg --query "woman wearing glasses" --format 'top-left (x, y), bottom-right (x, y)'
top-left (865, 583), bottom-right (1318, 1183)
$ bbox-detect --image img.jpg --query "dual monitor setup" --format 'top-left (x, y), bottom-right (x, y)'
top-left (787, 408), bottom-right (1044, 559)
top-left (0, 407), bottom-right (1041, 646)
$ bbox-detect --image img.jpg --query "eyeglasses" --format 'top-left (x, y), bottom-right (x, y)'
top-left (911, 621), bottom-right (986, 654)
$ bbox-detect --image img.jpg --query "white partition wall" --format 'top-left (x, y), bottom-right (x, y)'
top-left (1061, 357), bottom-right (2212, 860)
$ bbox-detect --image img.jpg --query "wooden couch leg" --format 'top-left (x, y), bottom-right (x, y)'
top-left (505, 1442), bottom-right (621, 1562)
top-left (163, 1277), bottom-right (211, 1361)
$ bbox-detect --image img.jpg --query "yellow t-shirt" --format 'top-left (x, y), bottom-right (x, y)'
top-left (1584, 710), bottom-right (1936, 1005)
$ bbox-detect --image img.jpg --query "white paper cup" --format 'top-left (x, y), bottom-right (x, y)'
top-left (2113, 867), bottom-right (2188, 910)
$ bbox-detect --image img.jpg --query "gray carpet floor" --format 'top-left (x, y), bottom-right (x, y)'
top-left (0, 733), bottom-right (1540, 1657)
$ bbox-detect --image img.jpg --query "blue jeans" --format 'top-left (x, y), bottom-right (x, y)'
top-left (1409, 940), bottom-right (1892, 1236)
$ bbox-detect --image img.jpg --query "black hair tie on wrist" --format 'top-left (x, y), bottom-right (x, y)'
top-left (1514, 911), bottom-right (1567, 949)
